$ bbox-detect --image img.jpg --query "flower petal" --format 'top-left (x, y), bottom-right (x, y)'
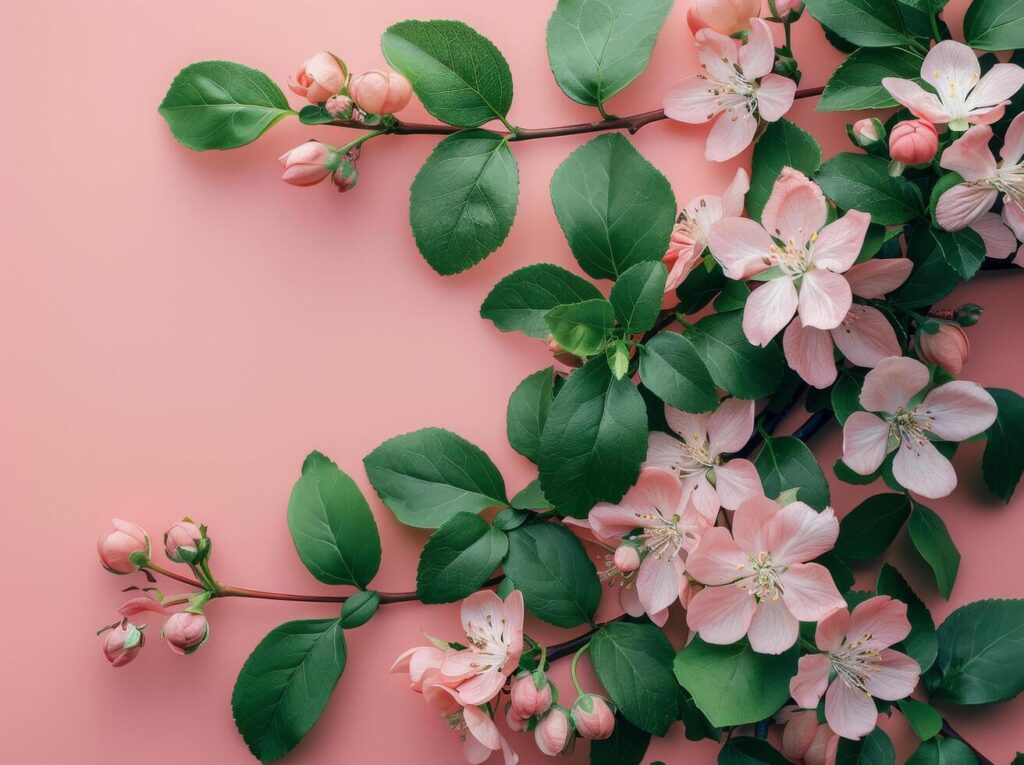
top-left (798, 269), bottom-right (852, 331)
top-left (921, 40), bottom-right (980, 107)
top-left (747, 598), bottom-right (800, 654)
top-left (665, 408), bottom-right (711, 447)
top-left (812, 210), bottom-right (871, 273)
top-left (863, 649), bottom-right (921, 701)
top-left (461, 591), bottom-right (508, 642)
top-left (830, 305), bottom-right (901, 368)
top-left (740, 19), bottom-right (776, 80)
top-left (1001, 111), bottom-right (1024, 166)
top-left (845, 258), bottom-right (913, 298)
top-left (722, 168), bottom-right (751, 217)
top-left (708, 217), bottom-right (773, 279)
top-left (687, 471), bottom-right (722, 523)
top-left (762, 169), bottom-right (827, 246)
top-left (768, 503), bottom-right (840, 565)
top-left (464, 703), bottom-right (503, 752)
top-left (825, 679), bottom-right (878, 740)
top-left (756, 74), bottom-right (797, 122)
top-left (457, 670), bottom-right (507, 706)
top-left (971, 212), bottom-right (1017, 259)
top-left (784, 317), bottom-right (838, 389)
top-left (732, 495), bottom-right (781, 554)
top-left (714, 459), bottom-right (764, 511)
top-left (780, 562), bottom-right (846, 621)
top-left (706, 109), bottom-right (758, 162)
top-left (805, 725), bottom-right (840, 765)
top-left (687, 527), bottom-right (750, 584)
top-left (743, 277), bottom-right (799, 346)
top-left (815, 606), bottom-right (851, 653)
top-left (881, 77), bottom-right (950, 123)
top-left (696, 27), bottom-right (741, 81)
top-left (686, 582), bottom-right (757, 645)
top-left (645, 432), bottom-right (685, 473)
top-left (781, 708), bottom-right (820, 760)
top-left (848, 595), bottom-right (911, 650)
top-left (664, 76), bottom-right (721, 124)
top-left (936, 183), bottom-right (999, 232)
top-left (841, 411), bottom-right (891, 475)
top-left (859, 356), bottom-right (929, 413)
top-left (637, 554), bottom-right (684, 615)
top-left (921, 381), bottom-right (998, 441)
top-left (709, 398), bottom-right (755, 454)
top-left (892, 438), bottom-right (957, 499)
top-left (790, 653), bottom-right (832, 709)
top-left (940, 125), bottom-right (998, 181)
top-left (966, 64), bottom-right (1024, 117)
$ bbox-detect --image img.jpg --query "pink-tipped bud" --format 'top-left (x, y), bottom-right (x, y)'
top-left (325, 94), bottom-right (354, 119)
top-left (102, 621), bottom-right (144, 667)
top-left (772, 0), bottom-right (804, 19)
top-left (164, 520), bottom-right (202, 563)
top-left (162, 612), bottom-right (209, 655)
top-left (349, 69), bottom-right (413, 115)
top-left (279, 142), bottom-right (338, 187)
top-left (288, 52), bottom-right (348, 104)
top-left (572, 695), bottom-right (615, 740)
top-left (505, 705), bottom-right (528, 732)
top-left (613, 545), bottom-right (641, 573)
top-left (851, 118), bottom-right (882, 146)
top-left (510, 672), bottom-right (553, 718)
top-left (332, 161), bottom-right (359, 193)
top-left (534, 706), bottom-right (573, 756)
top-left (686, 0), bottom-right (760, 36)
top-left (918, 323), bottom-right (970, 374)
top-left (889, 119), bottom-right (939, 166)
top-left (98, 519), bottom-right (150, 574)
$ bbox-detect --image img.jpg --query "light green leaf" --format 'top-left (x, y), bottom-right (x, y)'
top-left (908, 504), bottom-right (960, 599)
top-left (610, 261), bottom-right (668, 334)
top-left (816, 153), bottom-right (924, 225)
top-left (836, 493), bottom-right (911, 559)
top-left (964, 0), bottom-right (1024, 52)
top-left (819, 48), bottom-right (924, 111)
top-left (638, 332), bottom-right (718, 413)
top-left (755, 436), bottom-right (831, 510)
top-left (982, 388), bottom-right (1024, 502)
top-left (545, 299), bottom-right (616, 356)
top-left (481, 263), bottom-right (604, 338)
top-left (804, 0), bottom-right (910, 47)
top-left (685, 311), bottom-right (785, 400)
top-left (507, 368), bottom-right (557, 463)
top-left (898, 699), bottom-right (943, 741)
top-left (416, 513), bottom-right (508, 603)
top-left (748, 119), bottom-right (822, 221)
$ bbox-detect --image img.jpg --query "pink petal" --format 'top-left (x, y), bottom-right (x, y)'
top-left (805, 726), bottom-right (840, 765)
top-left (815, 606), bottom-right (852, 653)
top-left (781, 708), bottom-right (820, 760)
top-left (687, 471), bottom-right (722, 523)
top-left (709, 398), bottom-right (755, 454)
top-left (440, 649), bottom-right (484, 683)
top-left (791, 653), bottom-right (832, 708)
top-left (830, 305), bottom-right (901, 368)
top-left (1001, 112), bottom-right (1024, 166)
top-left (921, 381), bottom-right (998, 441)
top-left (685, 582), bottom-right (757, 645)
top-left (762, 168), bottom-right (827, 246)
top-left (722, 168), bottom-right (751, 217)
top-left (881, 77), bottom-right (951, 123)
top-left (687, 527), bottom-right (750, 584)
top-left (637, 554), bottom-right (684, 615)
top-left (619, 579), bottom-right (647, 618)
top-left (664, 76), bottom-right (721, 124)
top-left (768, 503), bottom-right (840, 565)
top-left (863, 649), bottom-right (921, 701)
top-left (892, 438), bottom-right (957, 499)
top-left (461, 590), bottom-right (509, 641)
top-left (966, 64), bottom-right (1024, 118)
top-left (780, 563), bottom-right (846, 622)
top-left (706, 109), bottom-right (758, 162)
top-left (740, 19), bottom-right (776, 80)
top-left (921, 40), bottom-right (980, 105)
top-left (665, 408), bottom-right (711, 446)
top-left (1004, 201), bottom-right (1024, 239)
top-left (645, 432), bottom-right (685, 473)
top-left (502, 590), bottom-right (525, 663)
top-left (696, 27), bottom-right (741, 81)
top-left (118, 597), bottom-right (171, 617)
top-left (714, 459), bottom-right (764, 511)
top-left (812, 211), bottom-right (871, 273)
top-left (825, 677), bottom-right (879, 740)
top-left (845, 259), bottom-right (913, 298)
top-left (743, 277), bottom-right (799, 346)
top-left (732, 495), bottom-right (781, 555)
top-left (940, 125), bottom-right (998, 181)
top-left (708, 217), bottom-right (773, 279)
top-left (859, 356), bottom-right (929, 413)
top-left (798, 269), bottom-right (852, 331)
top-left (756, 74), bottom-right (797, 122)
top-left (784, 317), bottom-right (838, 388)
top-left (590, 468), bottom-right (683, 539)
top-left (464, 703), bottom-right (503, 752)
top-left (842, 411), bottom-right (891, 475)
top-left (457, 670), bottom-right (507, 706)
top-left (747, 598), bottom-right (800, 654)
top-left (848, 595), bottom-right (911, 650)
top-left (936, 183), bottom-right (999, 232)
top-left (971, 212), bottom-right (1017, 259)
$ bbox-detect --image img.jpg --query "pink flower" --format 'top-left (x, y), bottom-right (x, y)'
top-left (686, 496), bottom-right (845, 654)
top-left (776, 706), bottom-right (838, 765)
top-left (349, 69), bottom-right (413, 114)
top-left (164, 519), bottom-right (202, 563)
top-left (279, 142), bottom-right (338, 187)
top-left (645, 398), bottom-right (763, 520)
top-left (889, 119), bottom-right (939, 166)
top-left (434, 687), bottom-right (520, 765)
top-left (288, 52), bottom-right (347, 104)
top-left (98, 519), bottom-right (150, 574)
top-left (709, 169), bottom-right (871, 346)
top-left (439, 591), bottom-right (525, 706)
top-left (882, 41), bottom-right (1024, 131)
top-left (509, 672), bottom-right (553, 719)
top-left (663, 169), bottom-right (750, 303)
top-left (572, 695), bottom-right (615, 740)
top-left (935, 112), bottom-right (1024, 233)
top-left (534, 707), bottom-right (573, 756)
top-left (841, 356), bottom-right (997, 498)
top-left (664, 19), bottom-right (796, 161)
top-left (783, 259), bottom-right (913, 388)
top-left (918, 323), bottom-right (970, 375)
top-left (391, 644), bottom-right (450, 693)
top-left (790, 596), bottom-right (920, 740)
top-left (101, 621), bottom-right (145, 667)
top-left (162, 612), bottom-right (209, 655)
top-left (686, 0), bottom-right (760, 36)
top-left (588, 468), bottom-right (710, 621)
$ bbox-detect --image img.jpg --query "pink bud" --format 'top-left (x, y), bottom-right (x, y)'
top-left (102, 621), bottom-right (144, 667)
top-left (279, 142), bottom-right (337, 187)
top-left (332, 161), bottom-right (359, 193)
top-left (288, 52), bottom-right (348, 104)
top-left (686, 0), bottom-right (760, 36)
top-left (119, 596), bottom-right (170, 617)
top-left (349, 69), bottom-right (413, 115)
top-left (772, 0), bottom-right (804, 18)
top-left (889, 119), bottom-right (939, 166)
top-left (164, 520), bottom-right (202, 563)
top-left (534, 707), bottom-right (573, 756)
top-left (572, 695), bottom-right (615, 740)
top-left (505, 706), bottom-right (528, 732)
top-left (918, 323), bottom-right (970, 374)
top-left (851, 119), bottom-right (881, 145)
top-left (98, 519), bottom-right (150, 574)
top-left (510, 672), bottom-right (553, 718)
top-left (325, 94), bottom-right (354, 119)
top-left (613, 545), bottom-right (641, 573)
top-left (162, 612), bottom-right (209, 655)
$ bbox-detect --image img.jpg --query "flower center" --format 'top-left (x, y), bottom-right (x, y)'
top-left (887, 406), bottom-right (933, 452)
top-left (830, 632), bottom-right (882, 693)
top-left (766, 232), bottom-right (816, 276)
top-left (738, 551), bottom-right (786, 601)
top-left (992, 163), bottom-right (1024, 206)
top-left (697, 59), bottom-right (757, 120)
top-left (932, 68), bottom-right (978, 121)
top-left (633, 513), bottom-right (684, 561)
top-left (464, 613), bottom-right (509, 668)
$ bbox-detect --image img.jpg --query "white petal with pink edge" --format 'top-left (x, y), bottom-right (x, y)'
top-left (859, 356), bottom-right (929, 413)
top-left (743, 277), bottom-right (799, 346)
top-left (921, 381), bottom-right (997, 441)
top-left (841, 411), bottom-right (891, 476)
top-left (892, 438), bottom-right (957, 499)
top-left (798, 269), bottom-right (852, 330)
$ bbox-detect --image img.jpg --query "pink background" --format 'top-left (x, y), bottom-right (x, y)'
top-left (4, 0), bottom-right (1023, 762)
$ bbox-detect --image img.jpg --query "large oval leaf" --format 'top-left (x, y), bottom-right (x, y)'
top-left (747, 119), bottom-right (822, 221)
top-left (480, 263), bottom-right (604, 338)
top-left (982, 388), bottom-right (1024, 502)
top-left (685, 311), bottom-right (785, 401)
top-left (835, 493), bottom-right (910, 560)
top-left (816, 153), bottom-right (924, 225)
top-left (803, 0), bottom-right (910, 48)
top-left (964, 0), bottom-right (1024, 52)
top-left (819, 48), bottom-right (924, 111)
top-left (638, 332), bottom-right (718, 413)
top-left (416, 512), bottom-right (508, 603)
top-left (507, 367), bottom-right (557, 463)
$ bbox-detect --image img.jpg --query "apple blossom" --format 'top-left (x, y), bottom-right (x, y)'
top-left (288, 52), bottom-right (348, 104)
top-left (510, 671), bottom-right (553, 719)
top-left (349, 69), bottom-right (413, 114)
top-left (850, 118), bottom-right (882, 147)
top-left (279, 142), bottom-right (338, 187)
top-left (918, 323), bottom-right (971, 375)
top-left (98, 519), bottom-right (150, 574)
top-left (776, 706), bottom-right (838, 765)
top-left (534, 706), bottom-right (573, 756)
top-left (686, 0), bottom-right (760, 36)
top-left (888, 119), bottom-right (939, 166)
top-left (164, 519), bottom-right (202, 563)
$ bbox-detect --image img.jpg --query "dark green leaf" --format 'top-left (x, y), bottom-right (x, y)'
top-left (686, 311), bottom-right (785, 400)
top-left (832, 370), bottom-right (865, 426)
top-left (804, 0), bottom-right (910, 47)
top-left (908, 504), bottom-right (960, 599)
top-left (836, 493), bottom-right (911, 559)
top-left (639, 332), bottom-right (718, 413)
top-left (589, 714), bottom-right (651, 765)
top-left (964, 0), bottom-right (1024, 51)
top-left (509, 479), bottom-right (552, 511)
top-left (932, 227), bottom-right (985, 280)
top-left (676, 260), bottom-right (726, 314)
top-left (748, 119), bottom-right (822, 221)
top-left (713, 280), bottom-right (749, 313)
top-left (679, 688), bottom-right (722, 741)
top-left (891, 226), bottom-right (961, 309)
top-left (719, 738), bottom-right (791, 765)
top-left (755, 436), bottom-right (831, 510)
top-left (819, 49), bottom-right (924, 111)
top-left (836, 728), bottom-right (896, 765)
top-left (876, 563), bottom-right (938, 672)
top-left (481, 263), bottom-right (604, 338)
top-left (416, 513), bottom-right (508, 603)
top-left (906, 738), bottom-right (979, 765)
top-left (816, 154), bottom-right (924, 225)
top-left (298, 105), bottom-right (335, 125)
top-left (610, 261), bottom-right (668, 334)
top-left (546, 299), bottom-right (616, 356)
top-left (982, 388), bottom-right (1024, 502)
top-left (818, 551), bottom-right (855, 593)
top-left (339, 590), bottom-right (380, 629)
top-left (898, 699), bottom-right (943, 741)
top-left (507, 368), bottom-right (557, 463)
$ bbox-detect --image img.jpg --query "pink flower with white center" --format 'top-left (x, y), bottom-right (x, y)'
top-left (663, 169), bottom-right (751, 304)
top-left (645, 398), bottom-right (763, 521)
top-left (783, 258), bottom-right (913, 388)
top-left (935, 112), bottom-right (1024, 233)
top-left (882, 40), bottom-right (1024, 131)
top-left (432, 686), bottom-right (519, 765)
top-left (685, 496), bottom-right (845, 654)
top-left (438, 590), bottom-right (525, 706)
top-left (790, 596), bottom-right (920, 740)
top-left (664, 18), bottom-right (796, 162)
top-left (709, 169), bottom-right (871, 347)
top-left (588, 468), bottom-right (710, 621)
top-left (776, 706), bottom-right (839, 765)
top-left (841, 356), bottom-right (997, 499)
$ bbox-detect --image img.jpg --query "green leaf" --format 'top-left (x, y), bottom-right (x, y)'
top-left (906, 738), bottom-right (979, 765)
top-left (297, 104), bottom-right (335, 125)
top-left (908, 504), bottom-right (961, 599)
top-left (509, 479), bottom-right (552, 511)
top-left (364, 427), bottom-right (508, 528)
top-left (481, 263), bottom-right (604, 338)
top-left (898, 699), bottom-right (943, 741)
top-left (876, 564), bottom-right (938, 673)
top-left (339, 590), bottom-right (380, 629)
top-left (546, 0), bottom-right (672, 108)
top-left (381, 19), bottom-right (513, 126)
top-left (891, 226), bottom-right (961, 309)
top-left (836, 493), bottom-right (911, 559)
top-left (416, 513), bottom-right (508, 603)
top-left (803, 0), bottom-right (910, 47)
top-left (538, 357), bottom-right (648, 517)
top-left (639, 332), bottom-right (719, 413)
top-left (676, 260), bottom-right (726, 314)
top-left (964, 0), bottom-right (1024, 51)
top-left (546, 299), bottom-right (616, 356)
top-left (748, 119), bottom-right (822, 221)
top-left (287, 452), bottom-right (381, 588)
top-left (719, 738), bottom-right (791, 765)
top-left (551, 133), bottom-right (676, 280)
top-left (686, 311), bottom-right (785, 400)
top-left (679, 688), bottom-right (722, 741)
top-left (837, 729), bottom-right (896, 765)
top-left (590, 622), bottom-right (679, 735)
top-left (927, 599), bottom-right (1024, 704)
top-left (507, 368), bottom-right (556, 463)
top-left (816, 154), bottom-right (924, 225)
top-left (589, 714), bottom-right (652, 765)
top-left (982, 388), bottom-right (1024, 502)
top-left (504, 522), bottom-right (601, 626)
top-left (674, 637), bottom-right (799, 727)
top-left (819, 48), bottom-right (924, 111)
top-left (232, 619), bottom-right (346, 762)
top-left (755, 436), bottom-right (831, 510)
top-left (159, 61), bottom-right (294, 151)
top-left (713, 280), bottom-right (749, 313)
top-left (932, 227), bottom-right (985, 280)
top-left (409, 130), bottom-right (518, 275)
top-left (832, 370), bottom-right (865, 426)
top-left (610, 261), bottom-right (668, 334)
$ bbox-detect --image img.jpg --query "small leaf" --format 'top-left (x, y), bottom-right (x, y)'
top-left (610, 261), bottom-right (668, 334)
top-left (748, 119), bottom-right (822, 221)
top-left (908, 504), bottom-right (961, 599)
top-left (339, 590), bottom-right (380, 629)
top-left (877, 563), bottom-right (938, 673)
top-left (638, 332), bottom-right (719, 413)
top-left (509, 479), bottom-right (552, 511)
top-left (416, 513), bottom-right (508, 604)
top-left (481, 264), bottom-right (604, 338)
top-left (507, 367), bottom-right (557, 463)
top-left (832, 370), bottom-right (865, 426)
top-left (545, 299), bottom-right (616, 356)
top-left (755, 436), bottom-right (831, 510)
top-left (836, 728), bottom-right (896, 765)
top-left (816, 153), bottom-right (924, 225)
top-left (836, 493), bottom-right (911, 560)
top-left (982, 388), bottom-right (1024, 502)
top-left (898, 699), bottom-right (942, 741)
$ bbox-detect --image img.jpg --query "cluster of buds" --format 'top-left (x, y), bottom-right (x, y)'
top-left (850, 116), bottom-right (941, 174)
top-left (506, 669), bottom-right (615, 756)
top-left (279, 141), bottom-right (360, 193)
